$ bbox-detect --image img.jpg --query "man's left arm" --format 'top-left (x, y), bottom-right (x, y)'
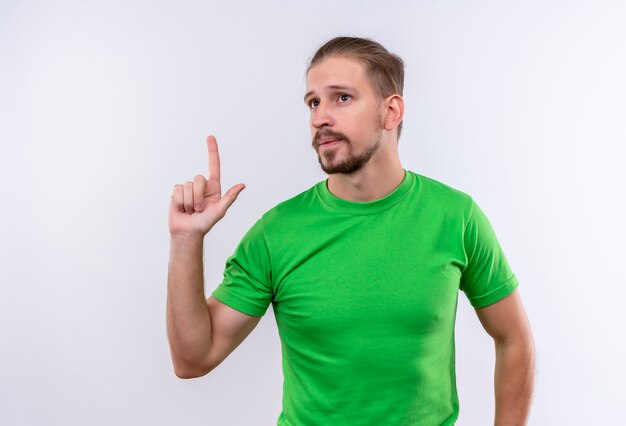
top-left (474, 289), bottom-right (536, 426)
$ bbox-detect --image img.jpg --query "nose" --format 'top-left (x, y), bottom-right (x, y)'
top-left (311, 102), bottom-right (335, 129)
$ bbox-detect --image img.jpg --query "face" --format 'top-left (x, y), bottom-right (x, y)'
top-left (304, 56), bottom-right (385, 175)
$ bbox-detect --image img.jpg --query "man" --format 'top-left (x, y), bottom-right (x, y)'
top-left (167, 37), bottom-right (535, 425)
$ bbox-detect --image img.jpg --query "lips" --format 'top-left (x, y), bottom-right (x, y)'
top-left (319, 138), bottom-right (342, 145)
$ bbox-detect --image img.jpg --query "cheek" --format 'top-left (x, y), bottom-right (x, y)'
top-left (348, 107), bottom-right (381, 135)
top-left (309, 116), bottom-right (317, 134)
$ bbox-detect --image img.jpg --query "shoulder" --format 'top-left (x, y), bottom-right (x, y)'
top-left (410, 171), bottom-right (474, 213)
top-left (258, 179), bottom-right (322, 229)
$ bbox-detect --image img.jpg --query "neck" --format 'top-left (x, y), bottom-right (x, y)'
top-left (327, 144), bottom-right (405, 202)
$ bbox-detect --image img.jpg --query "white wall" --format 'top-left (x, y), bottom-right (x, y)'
top-left (1, 1), bottom-right (624, 424)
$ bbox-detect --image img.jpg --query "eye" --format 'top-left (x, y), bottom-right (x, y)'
top-left (309, 99), bottom-right (320, 109)
top-left (339, 94), bottom-right (351, 102)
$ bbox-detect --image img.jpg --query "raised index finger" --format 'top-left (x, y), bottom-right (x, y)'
top-left (207, 135), bottom-right (221, 183)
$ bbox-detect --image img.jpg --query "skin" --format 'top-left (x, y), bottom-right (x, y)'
top-left (167, 136), bottom-right (254, 378)
top-left (304, 55), bottom-right (406, 202)
top-left (167, 53), bottom-right (535, 424)
top-left (475, 290), bottom-right (536, 425)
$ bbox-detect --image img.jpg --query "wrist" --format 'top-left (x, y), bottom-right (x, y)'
top-left (170, 232), bottom-right (205, 245)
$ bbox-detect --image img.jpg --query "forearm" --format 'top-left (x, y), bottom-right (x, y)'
top-left (493, 337), bottom-right (536, 425)
top-left (166, 234), bottom-right (213, 376)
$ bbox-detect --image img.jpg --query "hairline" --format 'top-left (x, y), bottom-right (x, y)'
top-left (305, 53), bottom-right (390, 101)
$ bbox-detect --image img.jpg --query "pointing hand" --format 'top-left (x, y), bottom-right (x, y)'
top-left (168, 135), bottom-right (246, 238)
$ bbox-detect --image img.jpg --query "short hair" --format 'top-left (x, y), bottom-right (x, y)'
top-left (306, 36), bottom-right (405, 140)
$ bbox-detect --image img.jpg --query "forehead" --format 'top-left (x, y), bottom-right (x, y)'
top-left (306, 56), bottom-right (369, 92)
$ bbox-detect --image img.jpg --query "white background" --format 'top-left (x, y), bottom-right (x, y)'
top-left (1, 1), bottom-right (625, 424)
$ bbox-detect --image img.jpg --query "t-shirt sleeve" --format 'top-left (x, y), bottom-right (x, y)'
top-left (460, 198), bottom-right (519, 308)
top-left (210, 216), bottom-right (274, 317)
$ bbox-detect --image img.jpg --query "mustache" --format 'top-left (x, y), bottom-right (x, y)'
top-left (313, 129), bottom-right (350, 147)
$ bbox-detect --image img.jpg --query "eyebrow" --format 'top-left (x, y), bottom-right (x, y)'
top-left (303, 84), bottom-right (357, 104)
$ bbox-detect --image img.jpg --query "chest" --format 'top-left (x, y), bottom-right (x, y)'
top-left (270, 217), bottom-right (464, 339)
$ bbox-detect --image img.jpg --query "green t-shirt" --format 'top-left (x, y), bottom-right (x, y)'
top-left (211, 169), bottom-right (518, 425)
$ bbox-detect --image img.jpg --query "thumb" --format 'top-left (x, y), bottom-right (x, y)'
top-left (219, 183), bottom-right (246, 211)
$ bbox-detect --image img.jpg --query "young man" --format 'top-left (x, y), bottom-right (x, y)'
top-left (167, 37), bottom-right (535, 425)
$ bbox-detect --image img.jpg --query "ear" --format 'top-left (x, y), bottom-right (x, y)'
top-left (383, 95), bottom-right (404, 132)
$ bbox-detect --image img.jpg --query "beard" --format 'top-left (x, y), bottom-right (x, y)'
top-left (312, 122), bottom-right (384, 175)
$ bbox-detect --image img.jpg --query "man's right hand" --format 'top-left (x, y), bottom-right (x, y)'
top-left (168, 135), bottom-right (246, 238)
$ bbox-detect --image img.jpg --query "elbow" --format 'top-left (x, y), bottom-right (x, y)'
top-left (174, 364), bottom-right (212, 379)
top-left (493, 319), bottom-right (535, 352)
top-left (174, 369), bottom-right (206, 379)
top-left (172, 357), bottom-right (214, 379)
top-left (494, 333), bottom-right (536, 365)
top-left (168, 343), bottom-right (216, 379)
